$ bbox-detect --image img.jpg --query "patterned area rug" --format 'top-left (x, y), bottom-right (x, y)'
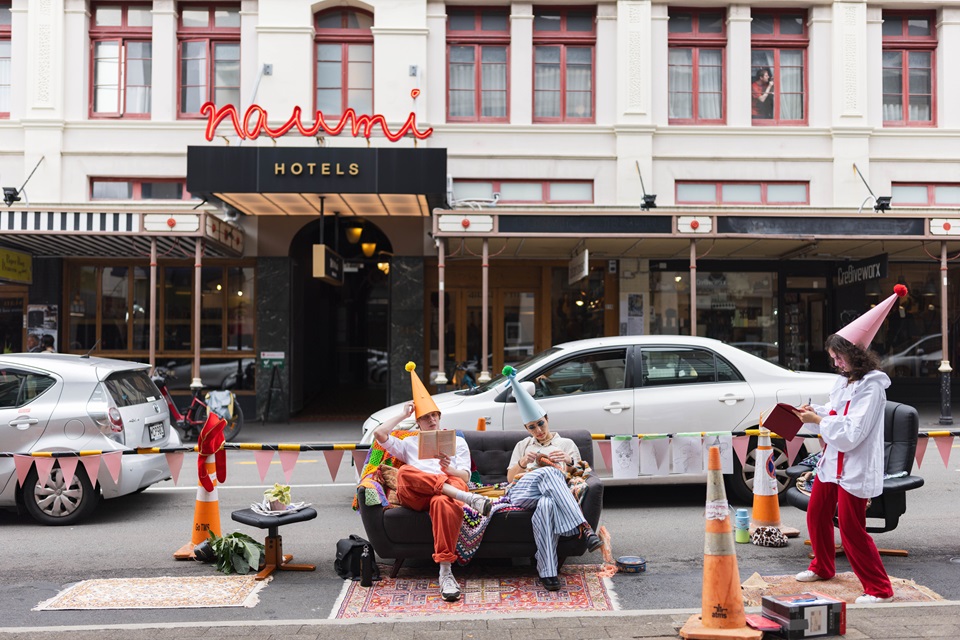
top-left (33, 576), bottom-right (269, 610)
top-left (331, 564), bottom-right (617, 619)
top-left (741, 571), bottom-right (943, 607)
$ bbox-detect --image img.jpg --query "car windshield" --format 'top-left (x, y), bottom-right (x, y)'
top-left (457, 347), bottom-right (562, 395)
top-left (103, 370), bottom-right (162, 407)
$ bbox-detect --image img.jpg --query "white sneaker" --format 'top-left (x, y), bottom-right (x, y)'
top-left (795, 570), bottom-right (825, 582)
top-left (439, 574), bottom-right (461, 602)
top-left (855, 594), bottom-right (894, 604)
top-left (464, 492), bottom-right (492, 516)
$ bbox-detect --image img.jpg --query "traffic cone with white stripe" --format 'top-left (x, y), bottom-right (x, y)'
top-left (751, 427), bottom-right (800, 538)
top-left (174, 453), bottom-right (223, 559)
top-left (679, 446), bottom-right (762, 640)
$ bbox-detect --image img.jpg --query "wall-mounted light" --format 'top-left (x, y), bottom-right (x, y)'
top-left (361, 242), bottom-right (377, 258)
top-left (377, 261), bottom-right (390, 275)
top-left (345, 223), bottom-right (364, 244)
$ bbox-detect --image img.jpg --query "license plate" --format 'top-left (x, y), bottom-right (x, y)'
top-left (148, 422), bottom-right (165, 442)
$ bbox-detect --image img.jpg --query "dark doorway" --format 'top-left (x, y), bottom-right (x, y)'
top-left (0, 290), bottom-right (26, 353)
top-left (289, 218), bottom-right (392, 420)
top-left (782, 285), bottom-right (828, 372)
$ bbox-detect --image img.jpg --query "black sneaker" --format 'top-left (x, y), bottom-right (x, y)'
top-left (584, 531), bottom-right (602, 552)
top-left (539, 576), bottom-right (561, 592)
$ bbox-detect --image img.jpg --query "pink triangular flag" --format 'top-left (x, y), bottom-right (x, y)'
top-left (597, 440), bottom-right (612, 470)
top-left (34, 457), bottom-right (56, 484)
top-left (278, 450), bottom-right (299, 483)
top-left (164, 452), bottom-right (185, 485)
top-left (14, 455), bottom-right (34, 487)
top-left (353, 450), bottom-right (368, 472)
top-left (323, 449), bottom-right (345, 483)
top-left (101, 451), bottom-right (123, 484)
top-left (58, 457), bottom-right (79, 489)
top-left (934, 434), bottom-right (954, 468)
top-left (254, 450), bottom-right (275, 482)
top-left (785, 437), bottom-right (805, 466)
top-left (914, 437), bottom-right (929, 468)
top-left (80, 455), bottom-right (102, 488)
top-left (732, 435), bottom-right (750, 468)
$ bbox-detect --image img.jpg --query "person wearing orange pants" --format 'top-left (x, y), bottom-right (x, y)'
top-left (372, 363), bottom-right (491, 602)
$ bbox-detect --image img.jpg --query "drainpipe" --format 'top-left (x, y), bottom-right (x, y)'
top-left (435, 238), bottom-right (448, 389)
top-left (478, 239), bottom-right (491, 384)
top-left (690, 240), bottom-right (698, 336)
top-left (939, 241), bottom-right (952, 425)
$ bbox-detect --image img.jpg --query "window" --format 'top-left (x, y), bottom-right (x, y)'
top-left (668, 9), bottom-right (725, 124)
top-left (0, 1), bottom-right (11, 118)
top-left (0, 368), bottom-right (55, 408)
top-left (91, 178), bottom-right (194, 200)
top-left (178, 3), bottom-right (240, 117)
top-left (533, 349), bottom-right (627, 397)
top-left (676, 181), bottom-right (809, 204)
top-left (314, 8), bottom-right (373, 116)
top-left (447, 8), bottom-right (509, 121)
top-left (533, 7), bottom-right (595, 122)
top-left (452, 179), bottom-right (593, 204)
top-left (751, 10), bottom-right (807, 124)
top-left (90, 3), bottom-right (152, 118)
top-left (891, 183), bottom-right (960, 206)
top-left (882, 11), bottom-right (936, 126)
top-left (641, 347), bottom-right (741, 386)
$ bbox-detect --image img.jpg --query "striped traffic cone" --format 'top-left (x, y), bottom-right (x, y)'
top-left (679, 446), bottom-right (762, 640)
top-left (173, 453), bottom-right (223, 559)
top-left (751, 427), bottom-right (799, 538)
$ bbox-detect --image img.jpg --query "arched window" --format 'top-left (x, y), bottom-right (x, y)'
top-left (314, 8), bottom-right (373, 116)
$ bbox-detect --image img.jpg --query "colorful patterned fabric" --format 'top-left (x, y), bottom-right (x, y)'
top-left (352, 430), bottom-right (418, 510)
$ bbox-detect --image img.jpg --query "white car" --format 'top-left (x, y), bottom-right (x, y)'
top-left (362, 336), bottom-right (838, 502)
top-left (0, 353), bottom-right (180, 525)
top-left (882, 334), bottom-right (942, 378)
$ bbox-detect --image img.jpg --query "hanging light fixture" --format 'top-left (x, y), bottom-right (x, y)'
top-left (361, 241), bottom-right (377, 258)
top-left (345, 222), bottom-right (364, 244)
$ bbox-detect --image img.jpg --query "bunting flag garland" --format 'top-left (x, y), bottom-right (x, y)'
top-left (731, 436), bottom-right (750, 468)
top-left (934, 434), bottom-right (954, 468)
top-left (14, 454), bottom-right (34, 487)
top-left (596, 440), bottom-right (612, 470)
top-left (80, 455), bottom-right (102, 490)
top-left (58, 456), bottom-right (79, 489)
top-left (253, 450), bottom-right (275, 482)
top-left (322, 449), bottom-right (345, 483)
top-left (164, 452), bottom-right (185, 485)
top-left (101, 451), bottom-right (123, 484)
top-left (784, 436), bottom-right (806, 467)
top-left (914, 437), bottom-right (929, 468)
top-left (278, 450), bottom-right (299, 483)
top-left (352, 450), bottom-right (368, 471)
top-left (34, 457), bottom-right (56, 485)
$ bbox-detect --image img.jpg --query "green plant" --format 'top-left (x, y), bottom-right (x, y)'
top-left (264, 483), bottom-right (291, 505)
top-left (207, 531), bottom-right (264, 575)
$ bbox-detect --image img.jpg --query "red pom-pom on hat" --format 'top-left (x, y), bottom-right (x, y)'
top-left (893, 284), bottom-right (908, 298)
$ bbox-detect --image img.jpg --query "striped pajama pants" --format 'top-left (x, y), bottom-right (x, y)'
top-left (506, 466), bottom-right (587, 578)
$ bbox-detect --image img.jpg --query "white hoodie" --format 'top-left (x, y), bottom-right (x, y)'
top-left (806, 370), bottom-right (890, 499)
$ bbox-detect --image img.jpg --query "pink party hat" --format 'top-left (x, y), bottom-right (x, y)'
top-left (836, 284), bottom-right (908, 348)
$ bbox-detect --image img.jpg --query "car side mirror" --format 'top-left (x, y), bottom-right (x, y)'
top-left (520, 381), bottom-right (536, 396)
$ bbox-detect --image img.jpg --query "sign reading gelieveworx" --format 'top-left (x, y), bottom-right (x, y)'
top-left (186, 146), bottom-right (447, 206)
top-left (836, 253), bottom-right (888, 288)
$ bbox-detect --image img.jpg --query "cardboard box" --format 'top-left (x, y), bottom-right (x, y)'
top-left (761, 592), bottom-right (846, 639)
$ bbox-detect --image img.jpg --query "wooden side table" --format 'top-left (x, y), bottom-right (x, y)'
top-left (231, 507), bottom-right (318, 580)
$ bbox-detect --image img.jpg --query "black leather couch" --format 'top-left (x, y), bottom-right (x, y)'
top-left (357, 429), bottom-right (604, 577)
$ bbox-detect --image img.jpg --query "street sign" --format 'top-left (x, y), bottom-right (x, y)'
top-left (568, 248), bottom-right (589, 285)
top-left (313, 244), bottom-right (344, 285)
top-left (260, 351), bottom-right (285, 369)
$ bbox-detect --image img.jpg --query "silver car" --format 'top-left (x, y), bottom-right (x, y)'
top-left (0, 353), bottom-right (180, 525)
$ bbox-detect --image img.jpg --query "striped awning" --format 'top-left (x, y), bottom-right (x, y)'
top-left (0, 209), bottom-right (243, 258)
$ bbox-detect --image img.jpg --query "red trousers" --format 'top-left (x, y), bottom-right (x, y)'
top-left (396, 466), bottom-right (467, 564)
top-left (806, 479), bottom-right (893, 598)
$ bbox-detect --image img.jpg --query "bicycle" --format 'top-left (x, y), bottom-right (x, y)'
top-left (151, 367), bottom-right (244, 442)
top-left (451, 361), bottom-right (478, 390)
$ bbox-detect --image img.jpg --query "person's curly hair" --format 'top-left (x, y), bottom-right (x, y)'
top-left (825, 334), bottom-right (881, 381)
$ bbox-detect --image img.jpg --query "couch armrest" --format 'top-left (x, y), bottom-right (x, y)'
top-left (786, 464), bottom-right (813, 480)
top-left (883, 475), bottom-right (924, 492)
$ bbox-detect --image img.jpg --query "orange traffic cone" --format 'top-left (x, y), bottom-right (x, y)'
top-left (751, 427), bottom-right (799, 538)
top-left (173, 453), bottom-right (223, 559)
top-left (679, 446), bottom-right (762, 640)
top-left (476, 416), bottom-right (486, 431)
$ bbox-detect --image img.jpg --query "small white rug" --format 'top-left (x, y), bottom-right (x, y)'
top-left (34, 575), bottom-right (270, 610)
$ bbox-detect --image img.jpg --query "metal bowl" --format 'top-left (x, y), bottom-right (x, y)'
top-left (616, 555), bottom-right (646, 573)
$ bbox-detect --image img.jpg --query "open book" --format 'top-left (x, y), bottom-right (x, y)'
top-left (763, 403), bottom-right (803, 441)
top-left (417, 429), bottom-right (456, 459)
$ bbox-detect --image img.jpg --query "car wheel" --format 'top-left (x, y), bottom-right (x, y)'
top-left (21, 463), bottom-right (100, 526)
top-left (727, 437), bottom-right (806, 504)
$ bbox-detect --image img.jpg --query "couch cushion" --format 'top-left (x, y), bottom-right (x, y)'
top-left (464, 430), bottom-right (595, 485)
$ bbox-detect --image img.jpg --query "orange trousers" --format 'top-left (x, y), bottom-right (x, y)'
top-left (396, 466), bottom-right (467, 564)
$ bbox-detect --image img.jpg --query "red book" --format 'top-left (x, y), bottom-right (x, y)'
top-left (763, 403), bottom-right (803, 441)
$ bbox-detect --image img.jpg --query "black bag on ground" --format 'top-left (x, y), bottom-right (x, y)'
top-left (335, 534), bottom-right (380, 582)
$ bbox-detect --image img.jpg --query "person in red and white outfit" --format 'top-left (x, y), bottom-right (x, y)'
top-left (793, 285), bottom-right (908, 604)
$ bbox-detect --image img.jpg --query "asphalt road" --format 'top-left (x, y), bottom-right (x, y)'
top-left (1, 416), bottom-right (957, 629)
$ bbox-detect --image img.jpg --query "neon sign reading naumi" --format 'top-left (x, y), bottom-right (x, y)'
top-left (200, 90), bottom-right (433, 143)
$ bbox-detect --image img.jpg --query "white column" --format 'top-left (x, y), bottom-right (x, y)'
top-left (595, 4), bottom-right (616, 125)
top-left (807, 5), bottom-right (833, 128)
top-left (426, 1), bottom-right (446, 125)
top-left (510, 2), bottom-right (532, 125)
top-left (617, 0), bottom-right (652, 125)
top-left (725, 5), bottom-right (751, 128)
top-left (938, 8), bottom-right (960, 129)
top-left (151, 0), bottom-right (177, 121)
top-left (62, 0), bottom-right (86, 122)
top-left (831, 0), bottom-right (870, 207)
top-left (240, 0), bottom-right (260, 109)
top-left (865, 5), bottom-right (884, 128)
top-left (9, 0), bottom-right (27, 120)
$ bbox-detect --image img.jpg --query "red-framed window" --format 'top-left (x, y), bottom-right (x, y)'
top-left (177, 3), bottom-right (240, 118)
top-left (91, 178), bottom-right (195, 201)
top-left (676, 181), bottom-right (809, 205)
top-left (314, 8), bottom-right (373, 117)
top-left (668, 8), bottom-right (725, 124)
top-left (89, 3), bottom-right (152, 118)
top-left (533, 7), bottom-right (595, 123)
top-left (447, 7), bottom-right (509, 122)
top-left (0, 1), bottom-right (11, 118)
top-left (751, 10), bottom-right (807, 125)
top-left (882, 11), bottom-right (936, 126)
top-left (453, 179), bottom-right (594, 204)
top-left (891, 183), bottom-right (960, 207)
